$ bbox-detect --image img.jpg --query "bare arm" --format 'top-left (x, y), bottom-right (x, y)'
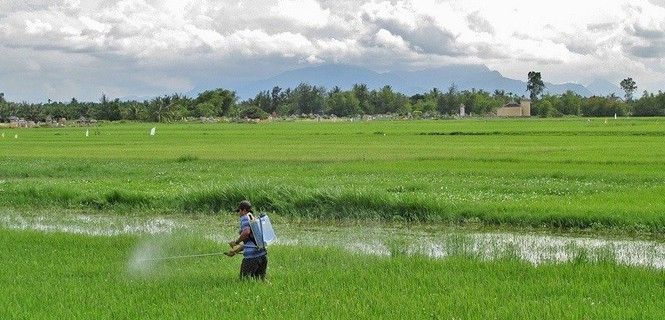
top-left (224, 243), bottom-right (244, 256)
top-left (233, 227), bottom-right (252, 245)
top-left (225, 227), bottom-right (251, 257)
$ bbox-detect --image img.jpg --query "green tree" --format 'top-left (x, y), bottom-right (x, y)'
top-left (620, 78), bottom-right (637, 101)
top-left (191, 102), bottom-right (216, 117)
top-left (246, 90), bottom-right (272, 113)
top-left (98, 94), bottom-right (122, 121)
top-left (377, 86), bottom-right (390, 114)
top-left (352, 84), bottom-right (372, 114)
top-left (194, 89), bottom-right (237, 116)
top-left (492, 90), bottom-right (513, 107)
top-left (0, 93), bottom-right (8, 121)
top-left (291, 83), bottom-right (326, 115)
top-left (581, 96), bottom-right (629, 117)
top-left (118, 102), bottom-right (148, 120)
top-left (148, 95), bottom-right (187, 122)
top-left (67, 98), bottom-right (92, 119)
top-left (46, 102), bottom-right (67, 119)
top-left (556, 91), bottom-right (582, 115)
top-left (536, 100), bottom-right (557, 118)
top-left (17, 103), bottom-right (43, 121)
top-left (272, 88), bottom-right (294, 116)
top-left (326, 91), bottom-right (361, 116)
top-left (632, 91), bottom-right (665, 116)
top-left (436, 86), bottom-right (461, 115)
top-left (371, 85), bottom-right (409, 114)
top-left (239, 105), bottom-right (269, 119)
top-left (412, 92), bottom-right (437, 114)
top-left (269, 86), bottom-right (283, 114)
top-left (527, 71), bottom-right (545, 101)
top-left (458, 89), bottom-right (502, 115)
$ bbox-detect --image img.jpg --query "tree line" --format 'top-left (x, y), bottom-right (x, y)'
top-left (1, 76), bottom-right (664, 123)
top-left (0, 84), bottom-right (516, 122)
top-left (525, 73), bottom-right (665, 117)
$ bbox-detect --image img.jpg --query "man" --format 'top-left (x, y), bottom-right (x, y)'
top-left (225, 200), bottom-right (268, 280)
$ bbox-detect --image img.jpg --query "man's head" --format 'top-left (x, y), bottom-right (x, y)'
top-left (237, 200), bottom-right (252, 215)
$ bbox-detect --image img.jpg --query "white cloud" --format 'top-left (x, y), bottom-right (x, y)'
top-left (79, 16), bottom-right (108, 33)
top-left (186, 26), bottom-right (224, 49)
top-left (360, 1), bottom-right (419, 30)
top-left (25, 19), bottom-right (53, 34)
top-left (271, 0), bottom-right (331, 28)
top-left (305, 54), bottom-right (324, 64)
top-left (25, 59), bottom-right (42, 71)
top-left (1, 0), bottom-right (665, 101)
top-left (315, 38), bottom-right (361, 58)
top-left (225, 29), bottom-right (315, 57)
top-left (374, 28), bottom-right (409, 51)
top-left (467, 11), bottom-right (494, 35)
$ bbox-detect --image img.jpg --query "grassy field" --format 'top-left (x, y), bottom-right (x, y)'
top-left (1, 118), bottom-right (665, 232)
top-left (3, 118), bottom-right (665, 318)
top-left (1, 229), bottom-right (664, 319)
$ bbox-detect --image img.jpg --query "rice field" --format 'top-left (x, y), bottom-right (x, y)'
top-left (2, 118), bottom-right (665, 318)
top-left (1, 118), bottom-right (665, 231)
top-left (1, 228), bottom-right (664, 319)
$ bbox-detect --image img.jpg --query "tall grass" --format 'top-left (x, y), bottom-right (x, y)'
top-left (2, 180), bottom-right (664, 232)
top-left (2, 119), bottom-right (665, 232)
top-left (1, 229), bottom-right (663, 319)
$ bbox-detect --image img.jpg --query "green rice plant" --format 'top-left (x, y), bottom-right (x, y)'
top-left (443, 233), bottom-right (477, 258)
top-left (573, 248), bottom-right (591, 265)
top-left (175, 154), bottom-right (199, 163)
top-left (2, 119), bottom-right (665, 232)
top-left (593, 245), bottom-right (618, 266)
top-left (1, 229), bottom-right (664, 319)
top-left (384, 236), bottom-right (410, 257)
top-left (103, 190), bottom-right (152, 208)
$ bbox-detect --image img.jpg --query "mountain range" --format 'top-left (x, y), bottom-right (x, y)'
top-left (218, 64), bottom-right (622, 100)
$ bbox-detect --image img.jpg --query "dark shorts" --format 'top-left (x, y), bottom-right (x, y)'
top-left (240, 255), bottom-right (268, 280)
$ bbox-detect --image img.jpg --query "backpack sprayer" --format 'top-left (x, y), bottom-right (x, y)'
top-left (225, 213), bottom-right (276, 256)
top-left (137, 213), bottom-right (277, 262)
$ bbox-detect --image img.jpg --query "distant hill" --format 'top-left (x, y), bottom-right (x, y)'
top-left (544, 82), bottom-right (592, 97)
top-left (222, 64), bottom-right (605, 100)
top-left (586, 79), bottom-right (622, 97)
top-left (232, 64), bottom-right (400, 99)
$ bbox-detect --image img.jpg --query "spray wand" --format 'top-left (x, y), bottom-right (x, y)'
top-left (138, 244), bottom-right (244, 262)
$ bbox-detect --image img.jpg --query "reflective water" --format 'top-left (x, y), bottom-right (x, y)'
top-left (2, 212), bottom-right (664, 269)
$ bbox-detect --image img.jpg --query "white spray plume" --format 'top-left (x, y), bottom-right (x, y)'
top-left (127, 237), bottom-right (168, 279)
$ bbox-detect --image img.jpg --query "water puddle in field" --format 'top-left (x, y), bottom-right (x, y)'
top-left (2, 212), bottom-right (664, 269)
top-left (0, 213), bottom-right (177, 236)
top-left (272, 226), bottom-right (665, 269)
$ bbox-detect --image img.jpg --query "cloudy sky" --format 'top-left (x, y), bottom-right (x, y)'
top-left (1, 0), bottom-right (665, 102)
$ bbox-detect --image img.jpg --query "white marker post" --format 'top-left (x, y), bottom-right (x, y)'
top-left (150, 127), bottom-right (156, 136)
top-left (14, 134), bottom-right (18, 139)
top-left (85, 129), bottom-right (89, 137)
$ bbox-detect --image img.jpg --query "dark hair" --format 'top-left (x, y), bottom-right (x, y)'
top-left (237, 200), bottom-right (252, 213)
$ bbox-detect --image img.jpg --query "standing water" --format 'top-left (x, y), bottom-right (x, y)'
top-left (1, 212), bottom-right (664, 269)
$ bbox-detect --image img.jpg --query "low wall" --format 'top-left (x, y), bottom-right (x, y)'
top-left (496, 107), bottom-right (524, 117)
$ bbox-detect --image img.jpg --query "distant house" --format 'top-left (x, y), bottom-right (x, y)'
top-left (496, 100), bottom-right (531, 117)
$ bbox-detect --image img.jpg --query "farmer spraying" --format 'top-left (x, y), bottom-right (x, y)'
top-left (225, 200), bottom-right (268, 280)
